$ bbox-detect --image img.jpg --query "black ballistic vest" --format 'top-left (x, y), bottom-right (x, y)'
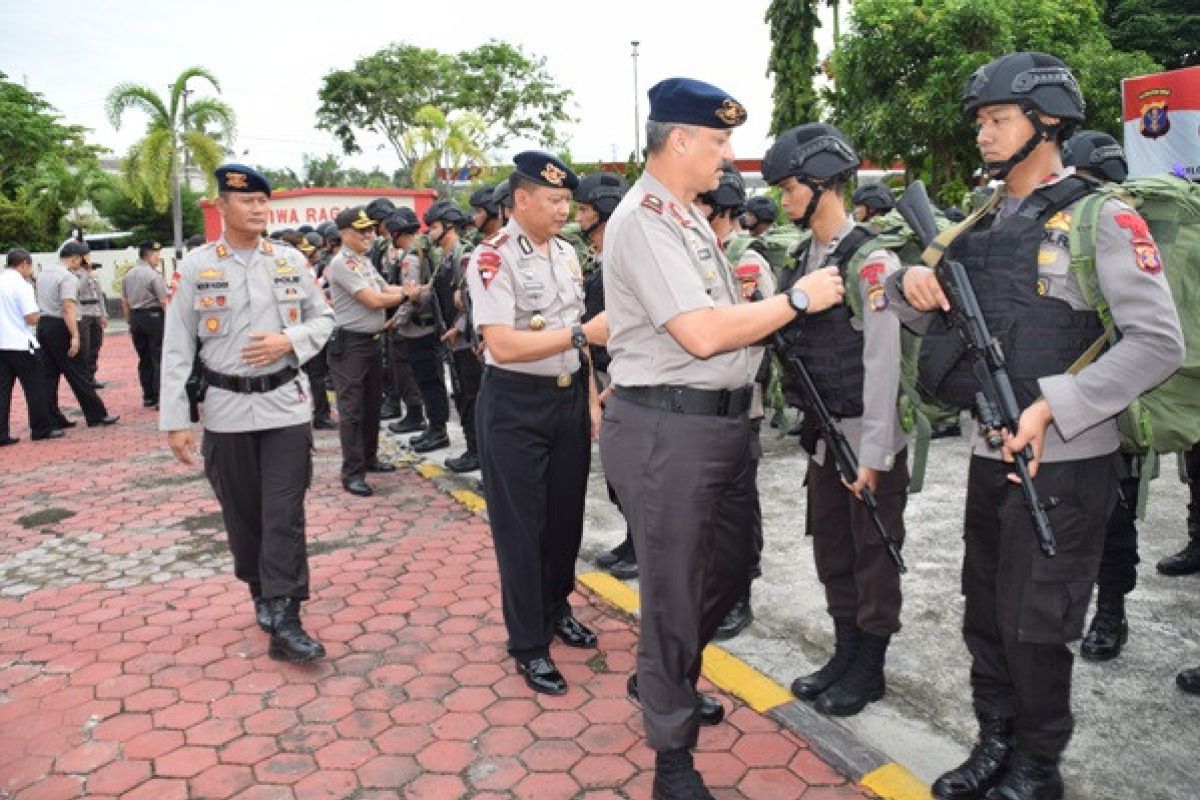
top-left (918, 175), bottom-right (1105, 412)
top-left (778, 225), bottom-right (874, 418)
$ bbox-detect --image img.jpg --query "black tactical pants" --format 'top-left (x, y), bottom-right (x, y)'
top-left (807, 447), bottom-right (908, 636)
top-left (1094, 453), bottom-right (1140, 598)
top-left (601, 395), bottom-right (756, 752)
top-left (0, 349), bottom-right (54, 439)
top-left (202, 422), bottom-right (313, 600)
top-left (477, 367), bottom-right (590, 662)
top-left (329, 333), bottom-right (382, 481)
top-left (385, 332), bottom-right (422, 411)
top-left (36, 317), bottom-right (109, 425)
top-left (1187, 442), bottom-right (1200, 540)
top-left (962, 453), bottom-right (1120, 760)
top-left (451, 348), bottom-right (483, 453)
top-left (81, 315), bottom-right (104, 381)
top-left (405, 333), bottom-right (449, 428)
top-left (129, 308), bottom-right (164, 404)
top-left (303, 344), bottom-right (332, 422)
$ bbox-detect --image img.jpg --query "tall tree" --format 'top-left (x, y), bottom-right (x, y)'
top-left (302, 153), bottom-right (346, 187)
top-left (406, 107), bottom-right (488, 199)
top-left (316, 40), bottom-right (574, 175)
top-left (1105, 0), bottom-right (1200, 72)
top-left (826, 0), bottom-right (1159, 202)
top-left (766, 0), bottom-right (824, 134)
top-left (28, 156), bottom-right (114, 236)
top-left (106, 66), bottom-right (235, 255)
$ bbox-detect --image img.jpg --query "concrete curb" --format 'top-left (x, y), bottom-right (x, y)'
top-left (388, 443), bottom-right (931, 800)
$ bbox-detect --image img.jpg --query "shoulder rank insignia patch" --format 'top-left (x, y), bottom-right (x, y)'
top-left (668, 202), bottom-right (692, 228)
top-left (483, 231), bottom-right (509, 248)
top-left (641, 193), bottom-right (664, 214)
top-left (166, 271), bottom-right (181, 303)
top-left (517, 234), bottom-right (534, 255)
top-left (214, 244), bottom-right (230, 260)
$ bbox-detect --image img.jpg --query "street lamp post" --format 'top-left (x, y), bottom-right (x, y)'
top-left (631, 41), bottom-right (640, 165)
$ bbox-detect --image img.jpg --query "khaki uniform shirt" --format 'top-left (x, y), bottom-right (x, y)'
top-left (327, 247), bottom-right (387, 334)
top-left (35, 262), bottom-right (78, 318)
top-left (465, 218), bottom-right (585, 377)
top-left (122, 261), bottom-right (167, 309)
top-left (886, 169), bottom-right (1183, 463)
top-left (159, 236), bottom-right (335, 433)
top-left (77, 268), bottom-right (106, 318)
top-left (604, 170), bottom-right (750, 390)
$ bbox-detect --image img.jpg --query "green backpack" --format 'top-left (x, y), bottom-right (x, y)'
top-left (1067, 175), bottom-right (1200, 456)
top-left (756, 224), bottom-right (808, 275)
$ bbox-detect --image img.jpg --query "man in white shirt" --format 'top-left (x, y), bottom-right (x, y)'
top-left (0, 249), bottom-right (61, 444)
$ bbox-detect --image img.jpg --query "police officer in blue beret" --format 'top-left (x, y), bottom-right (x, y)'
top-left (466, 151), bottom-right (610, 697)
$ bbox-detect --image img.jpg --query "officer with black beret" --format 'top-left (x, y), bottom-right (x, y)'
top-left (161, 163), bottom-right (334, 662)
top-left (466, 150), bottom-right (610, 697)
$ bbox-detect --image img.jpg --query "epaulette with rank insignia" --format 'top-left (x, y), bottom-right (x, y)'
top-left (641, 193), bottom-right (664, 214)
top-left (482, 231), bottom-right (509, 248)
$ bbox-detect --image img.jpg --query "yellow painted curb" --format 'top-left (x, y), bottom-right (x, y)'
top-left (860, 762), bottom-right (933, 800)
top-left (700, 644), bottom-right (794, 713)
top-left (577, 571), bottom-right (641, 615)
top-left (450, 489), bottom-right (487, 514)
top-left (416, 463), bottom-right (445, 479)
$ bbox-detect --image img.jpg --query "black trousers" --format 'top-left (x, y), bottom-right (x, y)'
top-left (1095, 453), bottom-right (1141, 598)
top-left (477, 367), bottom-right (590, 661)
top-left (1187, 442), bottom-right (1200, 539)
top-left (962, 454), bottom-right (1120, 760)
top-left (384, 333), bottom-right (422, 411)
top-left (601, 395), bottom-right (756, 752)
top-left (81, 315), bottom-right (103, 380)
top-left (202, 423), bottom-right (313, 600)
top-left (329, 334), bottom-right (382, 481)
top-left (36, 317), bottom-right (108, 425)
top-left (303, 344), bottom-right (332, 422)
top-left (404, 333), bottom-right (449, 428)
top-left (807, 447), bottom-right (908, 635)
top-left (748, 417), bottom-right (764, 581)
top-left (129, 308), bottom-right (164, 403)
top-left (451, 348), bottom-right (483, 453)
top-left (0, 349), bottom-right (54, 439)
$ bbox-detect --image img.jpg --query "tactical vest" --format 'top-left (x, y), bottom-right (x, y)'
top-left (918, 175), bottom-right (1105, 411)
top-left (581, 259), bottom-right (610, 373)
top-left (777, 226), bottom-right (874, 418)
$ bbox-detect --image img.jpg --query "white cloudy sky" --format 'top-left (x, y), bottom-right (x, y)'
top-left (0, 0), bottom-right (840, 174)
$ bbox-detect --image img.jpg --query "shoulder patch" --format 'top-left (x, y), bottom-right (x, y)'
top-left (477, 250), bottom-right (501, 290)
top-left (868, 284), bottom-right (889, 311)
top-left (859, 260), bottom-right (887, 287)
top-left (1113, 210), bottom-right (1152, 242)
top-left (641, 193), bottom-right (664, 214)
top-left (483, 231), bottom-right (509, 248)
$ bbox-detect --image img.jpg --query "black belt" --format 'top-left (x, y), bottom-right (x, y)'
top-left (484, 365), bottom-right (582, 389)
top-left (131, 307), bottom-right (162, 314)
top-left (203, 365), bottom-right (298, 394)
top-left (339, 328), bottom-right (383, 342)
top-left (80, 299), bottom-right (101, 305)
top-left (616, 384), bottom-right (752, 417)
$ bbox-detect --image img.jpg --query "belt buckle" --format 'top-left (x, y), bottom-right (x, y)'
top-left (556, 372), bottom-right (572, 388)
top-left (236, 376), bottom-right (254, 393)
top-left (669, 387), bottom-right (685, 413)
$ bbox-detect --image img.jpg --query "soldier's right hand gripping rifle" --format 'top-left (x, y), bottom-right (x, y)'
top-left (769, 326), bottom-right (907, 574)
top-left (895, 180), bottom-right (1056, 557)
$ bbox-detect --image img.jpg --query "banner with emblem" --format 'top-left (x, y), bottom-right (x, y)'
top-left (1122, 66), bottom-right (1200, 180)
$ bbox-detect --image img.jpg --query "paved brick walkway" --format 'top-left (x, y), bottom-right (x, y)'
top-left (1, 333), bottom-right (874, 799)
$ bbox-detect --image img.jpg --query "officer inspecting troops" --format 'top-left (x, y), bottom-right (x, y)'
top-left (888, 54), bottom-right (1183, 800)
top-left (763, 124), bottom-right (909, 716)
top-left (600, 78), bottom-right (843, 800)
top-left (465, 151), bottom-right (609, 697)
top-left (327, 206), bottom-right (409, 497)
top-left (37, 240), bottom-right (118, 429)
top-left (160, 163), bottom-right (334, 663)
top-left (121, 241), bottom-right (168, 409)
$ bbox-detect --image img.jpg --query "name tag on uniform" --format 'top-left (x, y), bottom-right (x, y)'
top-left (521, 280), bottom-right (545, 292)
top-left (197, 280), bottom-right (230, 291)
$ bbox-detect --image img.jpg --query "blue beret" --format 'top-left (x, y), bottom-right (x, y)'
top-left (648, 78), bottom-right (747, 129)
top-left (215, 163), bottom-right (272, 196)
top-left (512, 151), bottom-right (579, 190)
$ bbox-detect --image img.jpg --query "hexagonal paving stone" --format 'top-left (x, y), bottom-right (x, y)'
top-left (313, 739), bottom-right (377, 771)
top-left (416, 739), bottom-right (476, 773)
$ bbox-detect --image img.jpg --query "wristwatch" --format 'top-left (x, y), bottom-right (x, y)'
top-left (787, 287), bottom-right (810, 315)
top-left (570, 323), bottom-right (587, 349)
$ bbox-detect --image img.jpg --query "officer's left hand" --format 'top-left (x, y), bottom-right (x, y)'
top-left (100, 316), bottom-right (107, 329)
top-left (440, 328), bottom-right (459, 344)
top-left (1002, 398), bottom-right (1053, 480)
top-left (843, 466), bottom-right (878, 500)
top-left (242, 332), bottom-right (294, 368)
top-left (589, 399), bottom-right (603, 442)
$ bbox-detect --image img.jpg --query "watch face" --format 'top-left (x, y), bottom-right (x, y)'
top-left (790, 288), bottom-right (808, 311)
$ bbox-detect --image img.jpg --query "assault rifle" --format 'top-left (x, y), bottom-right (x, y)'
top-left (895, 181), bottom-right (1056, 557)
top-left (771, 331), bottom-right (907, 574)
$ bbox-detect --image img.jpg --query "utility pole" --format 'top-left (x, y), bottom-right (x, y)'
top-left (631, 41), bottom-right (641, 165)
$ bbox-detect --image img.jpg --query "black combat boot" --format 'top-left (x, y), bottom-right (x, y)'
top-left (814, 631), bottom-right (889, 716)
top-left (1157, 538), bottom-right (1200, 576)
top-left (1177, 664), bottom-right (1200, 694)
top-left (267, 598), bottom-right (326, 662)
top-left (983, 751), bottom-right (1063, 800)
top-left (713, 586), bottom-right (753, 641)
top-left (252, 596), bottom-right (272, 633)
top-left (410, 427), bottom-right (449, 453)
top-left (791, 617), bottom-right (859, 700)
top-left (379, 398), bottom-right (403, 420)
top-left (651, 748), bottom-right (715, 800)
top-left (389, 407), bottom-right (425, 434)
top-left (932, 715), bottom-right (1013, 800)
top-left (1080, 593), bottom-right (1127, 661)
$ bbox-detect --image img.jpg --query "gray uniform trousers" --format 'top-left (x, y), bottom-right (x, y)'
top-left (962, 453), bottom-right (1120, 759)
top-left (201, 422), bottom-right (313, 600)
top-left (601, 396), bottom-right (757, 752)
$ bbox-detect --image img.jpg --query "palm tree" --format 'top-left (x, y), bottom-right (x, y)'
top-left (106, 66), bottom-right (235, 255)
top-left (28, 156), bottom-right (113, 235)
top-left (405, 106), bottom-right (488, 199)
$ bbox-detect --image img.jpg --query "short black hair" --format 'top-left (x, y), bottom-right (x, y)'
top-left (508, 172), bottom-right (542, 197)
top-left (6, 248), bottom-right (32, 268)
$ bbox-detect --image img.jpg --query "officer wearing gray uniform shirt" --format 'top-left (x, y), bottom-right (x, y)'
top-left (122, 241), bottom-right (168, 407)
top-left (76, 258), bottom-right (107, 386)
top-left (36, 241), bottom-right (115, 428)
top-left (160, 163), bottom-right (334, 664)
top-left (888, 54), bottom-right (1184, 800)
top-left (599, 78), bottom-right (845, 800)
top-left (465, 151), bottom-right (609, 699)
top-left (326, 206), bottom-right (407, 497)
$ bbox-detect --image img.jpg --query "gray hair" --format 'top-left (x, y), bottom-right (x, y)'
top-left (645, 120), bottom-right (697, 155)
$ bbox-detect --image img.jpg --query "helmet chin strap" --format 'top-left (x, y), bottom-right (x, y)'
top-left (582, 218), bottom-right (605, 240)
top-left (794, 180), bottom-right (827, 229)
top-left (985, 107), bottom-right (1061, 180)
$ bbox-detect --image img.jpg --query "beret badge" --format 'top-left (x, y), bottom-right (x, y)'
top-left (716, 99), bottom-right (747, 127)
top-left (541, 163), bottom-right (567, 187)
top-left (225, 171), bottom-right (249, 189)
